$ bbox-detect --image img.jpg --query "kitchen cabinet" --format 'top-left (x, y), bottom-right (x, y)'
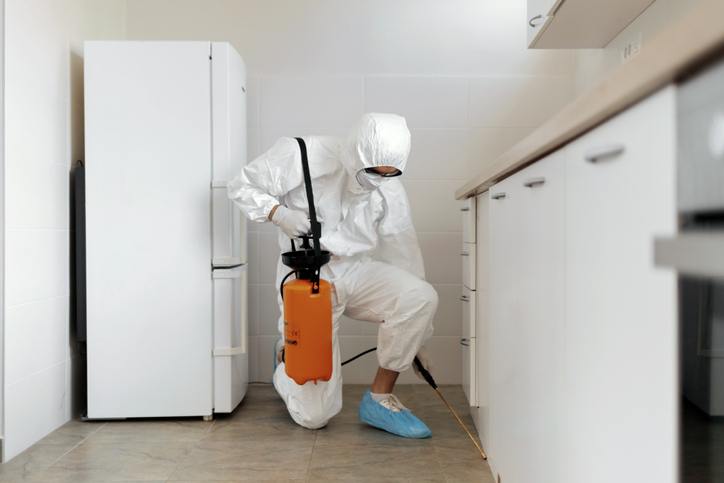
top-left (482, 86), bottom-right (677, 483)
top-left (460, 198), bottom-right (477, 408)
top-left (528, 0), bottom-right (656, 49)
top-left (488, 151), bottom-right (566, 483)
top-left (563, 86), bottom-right (677, 483)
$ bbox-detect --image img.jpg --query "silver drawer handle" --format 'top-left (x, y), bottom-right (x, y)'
top-left (523, 177), bottom-right (545, 187)
top-left (529, 14), bottom-right (543, 27)
top-left (460, 252), bottom-right (469, 256)
top-left (584, 144), bottom-right (626, 163)
top-left (460, 206), bottom-right (470, 212)
top-left (491, 192), bottom-right (506, 200)
top-left (460, 338), bottom-right (470, 346)
top-left (460, 295), bottom-right (470, 302)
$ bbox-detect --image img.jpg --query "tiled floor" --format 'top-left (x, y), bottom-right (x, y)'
top-left (0, 384), bottom-right (494, 482)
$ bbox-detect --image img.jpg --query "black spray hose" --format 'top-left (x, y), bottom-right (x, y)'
top-left (279, 269), bottom-right (303, 301)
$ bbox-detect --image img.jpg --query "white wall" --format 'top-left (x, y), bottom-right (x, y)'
top-left (574, 0), bottom-right (708, 96)
top-left (3, 0), bottom-right (124, 461)
top-left (125, 0), bottom-right (576, 386)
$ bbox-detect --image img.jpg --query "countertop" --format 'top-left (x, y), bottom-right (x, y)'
top-left (455, 0), bottom-right (724, 200)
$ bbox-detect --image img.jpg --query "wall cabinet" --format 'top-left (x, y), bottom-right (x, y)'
top-left (527, 0), bottom-right (656, 49)
top-left (482, 86), bottom-right (678, 483)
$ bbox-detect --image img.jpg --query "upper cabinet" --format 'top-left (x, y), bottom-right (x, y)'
top-left (527, 0), bottom-right (656, 49)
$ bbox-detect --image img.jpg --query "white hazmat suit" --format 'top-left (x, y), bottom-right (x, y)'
top-left (228, 113), bottom-right (437, 429)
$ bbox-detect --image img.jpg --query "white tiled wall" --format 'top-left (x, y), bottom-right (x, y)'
top-left (3, 0), bottom-right (124, 462)
top-left (124, 0), bottom-right (576, 387)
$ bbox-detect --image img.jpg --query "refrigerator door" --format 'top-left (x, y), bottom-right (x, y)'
top-left (85, 41), bottom-right (213, 418)
top-left (211, 42), bottom-right (249, 413)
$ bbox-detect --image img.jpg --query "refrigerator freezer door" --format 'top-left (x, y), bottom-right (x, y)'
top-left (85, 41), bottom-right (213, 418)
top-left (211, 42), bottom-right (248, 413)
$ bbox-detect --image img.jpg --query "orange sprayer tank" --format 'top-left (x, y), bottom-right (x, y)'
top-left (282, 277), bottom-right (333, 385)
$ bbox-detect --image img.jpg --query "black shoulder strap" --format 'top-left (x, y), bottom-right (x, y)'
top-left (295, 138), bottom-right (322, 293)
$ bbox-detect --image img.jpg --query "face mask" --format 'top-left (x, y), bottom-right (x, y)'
top-left (356, 170), bottom-right (389, 191)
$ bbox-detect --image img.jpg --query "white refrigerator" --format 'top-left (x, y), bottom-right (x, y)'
top-left (83, 41), bottom-right (248, 419)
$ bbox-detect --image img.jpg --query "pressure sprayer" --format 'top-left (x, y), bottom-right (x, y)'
top-left (278, 138), bottom-right (333, 386)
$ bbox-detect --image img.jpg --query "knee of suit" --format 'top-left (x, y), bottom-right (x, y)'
top-left (405, 280), bottom-right (439, 314)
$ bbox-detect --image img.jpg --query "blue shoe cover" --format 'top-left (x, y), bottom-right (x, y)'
top-left (358, 389), bottom-right (431, 439)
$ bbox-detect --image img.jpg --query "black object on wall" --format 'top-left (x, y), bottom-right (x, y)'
top-left (75, 160), bottom-right (87, 355)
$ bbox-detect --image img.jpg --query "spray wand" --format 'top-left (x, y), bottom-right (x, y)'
top-left (341, 348), bottom-right (486, 459)
top-left (413, 356), bottom-right (487, 460)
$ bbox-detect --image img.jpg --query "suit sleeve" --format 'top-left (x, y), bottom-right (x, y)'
top-left (376, 180), bottom-right (426, 280)
top-left (227, 137), bottom-right (304, 223)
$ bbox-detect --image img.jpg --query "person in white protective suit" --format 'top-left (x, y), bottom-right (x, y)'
top-left (227, 112), bottom-right (438, 438)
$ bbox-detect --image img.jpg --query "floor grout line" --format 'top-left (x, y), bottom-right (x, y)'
top-left (165, 416), bottom-right (218, 481)
top-left (45, 420), bottom-right (108, 468)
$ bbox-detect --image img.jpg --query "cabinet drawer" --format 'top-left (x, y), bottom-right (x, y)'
top-left (462, 197), bottom-right (476, 243)
top-left (462, 242), bottom-right (476, 290)
top-left (462, 285), bottom-right (476, 339)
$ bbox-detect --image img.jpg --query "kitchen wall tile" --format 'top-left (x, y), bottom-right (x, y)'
top-left (4, 361), bottom-right (68, 461)
top-left (258, 232), bottom-right (281, 284)
top-left (469, 76), bottom-right (574, 128)
top-left (417, 232), bottom-right (463, 285)
top-left (247, 283), bottom-right (260, 336)
top-left (467, 128), bottom-right (534, 178)
top-left (5, 0), bottom-right (69, 98)
top-left (364, 77), bottom-right (468, 128)
top-left (246, 75), bottom-right (260, 128)
top-left (424, 336), bottom-right (463, 385)
top-left (259, 126), bottom-right (349, 153)
top-left (404, 129), bottom-right (469, 180)
top-left (260, 76), bottom-right (364, 127)
top-left (248, 335), bottom-right (260, 382)
top-left (259, 283), bottom-right (282, 336)
top-left (431, 284), bottom-right (463, 337)
top-left (339, 315), bottom-right (380, 337)
top-left (339, 336), bottom-right (379, 385)
top-left (6, 152), bottom-right (69, 230)
top-left (470, 77), bottom-right (573, 128)
top-left (401, 180), bottom-right (465, 233)
top-left (5, 297), bottom-right (69, 386)
top-left (246, 232), bottom-right (259, 283)
top-left (247, 126), bottom-right (260, 162)
top-left (258, 336), bottom-right (280, 383)
top-left (6, 74), bottom-right (69, 164)
top-left (6, 230), bottom-right (69, 307)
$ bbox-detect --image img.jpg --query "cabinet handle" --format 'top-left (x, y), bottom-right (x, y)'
top-left (491, 192), bottom-right (506, 200)
top-left (460, 206), bottom-right (470, 212)
top-left (460, 295), bottom-right (470, 302)
top-left (523, 177), bottom-right (546, 187)
top-left (460, 252), bottom-right (469, 256)
top-left (529, 14), bottom-right (543, 27)
top-left (460, 338), bottom-right (470, 346)
top-left (584, 144), bottom-right (626, 163)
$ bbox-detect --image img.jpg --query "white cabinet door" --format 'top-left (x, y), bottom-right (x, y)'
top-left (564, 87), bottom-right (677, 483)
top-left (526, 0), bottom-right (557, 46)
top-left (462, 286), bottom-right (477, 406)
top-left (488, 176), bottom-right (518, 483)
top-left (475, 194), bottom-right (490, 450)
top-left (514, 151), bottom-right (566, 483)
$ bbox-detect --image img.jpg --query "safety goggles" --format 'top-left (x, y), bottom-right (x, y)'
top-left (363, 167), bottom-right (402, 177)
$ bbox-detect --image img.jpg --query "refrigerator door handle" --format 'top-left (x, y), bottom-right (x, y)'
top-left (212, 268), bottom-right (248, 356)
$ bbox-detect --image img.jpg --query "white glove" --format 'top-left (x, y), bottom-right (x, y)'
top-left (412, 344), bottom-right (434, 381)
top-left (271, 206), bottom-right (311, 238)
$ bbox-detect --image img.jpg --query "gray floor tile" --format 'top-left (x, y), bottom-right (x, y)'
top-left (0, 444), bottom-right (77, 482)
top-left (168, 440), bottom-right (313, 481)
top-left (26, 442), bottom-right (194, 482)
top-left (34, 420), bottom-right (106, 446)
top-left (83, 419), bottom-right (213, 444)
top-left (307, 442), bottom-right (443, 480)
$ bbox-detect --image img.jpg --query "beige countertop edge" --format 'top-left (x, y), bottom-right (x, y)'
top-left (455, 0), bottom-right (724, 200)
